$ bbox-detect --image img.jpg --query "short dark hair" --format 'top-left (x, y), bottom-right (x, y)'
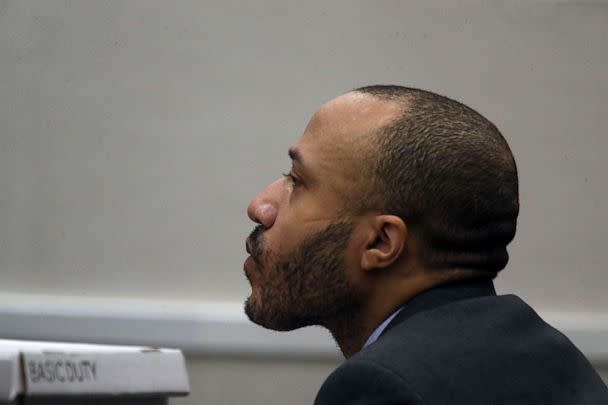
top-left (353, 85), bottom-right (519, 275)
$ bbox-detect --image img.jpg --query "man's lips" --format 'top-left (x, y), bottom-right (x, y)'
top-left (245, 238), bottom-right (259, 265)
top-left (244, 255), bottom-right (255, 269)
top-left (244, 255), bottom-right (260, 284)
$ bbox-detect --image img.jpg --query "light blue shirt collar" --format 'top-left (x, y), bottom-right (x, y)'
top-left (362, 306), bottom-right (404, 349)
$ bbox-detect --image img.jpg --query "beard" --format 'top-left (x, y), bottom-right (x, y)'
top-left (244, 220), bottom-right (365, 331)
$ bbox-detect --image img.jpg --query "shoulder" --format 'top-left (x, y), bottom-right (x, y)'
top-left (316, 294), bottom-right (608, 405)
top-left (315, 294), bottom-right (541, 405)
top-left (314, 356), bottom-right (426, 405)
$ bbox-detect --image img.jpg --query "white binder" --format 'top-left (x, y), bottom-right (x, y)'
top-left (0, 339), bottom-right (189, 404)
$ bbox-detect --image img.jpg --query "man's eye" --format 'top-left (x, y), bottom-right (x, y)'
top-left (282, 172), bottom-right (302, 187)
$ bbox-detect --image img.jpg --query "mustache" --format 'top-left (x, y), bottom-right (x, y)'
top-left (247, 225), bottom-right (265, 262)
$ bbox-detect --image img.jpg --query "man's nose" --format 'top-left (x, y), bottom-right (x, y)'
top-left (247, 180), bottom-right (280, 228)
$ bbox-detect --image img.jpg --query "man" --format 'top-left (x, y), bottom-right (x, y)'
top-left (243, 85), bottom-right (608, 404)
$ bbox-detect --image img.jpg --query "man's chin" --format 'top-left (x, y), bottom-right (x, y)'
top-left (244, 298), bottom-right (308, 332)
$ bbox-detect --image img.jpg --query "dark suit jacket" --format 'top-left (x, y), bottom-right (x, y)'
top-left (315, 278), bottom-right (608, 404)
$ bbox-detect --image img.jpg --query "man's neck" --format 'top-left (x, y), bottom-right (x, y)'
top-left (326, 273), bottom-right (450, 358)
top-left (326, 312), bottom-right (374, 358)
top-left (324, 298), bottom-right (409, 358)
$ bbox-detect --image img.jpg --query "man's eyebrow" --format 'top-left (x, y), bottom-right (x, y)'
top-left (288, 147), bottom-right (313, 179)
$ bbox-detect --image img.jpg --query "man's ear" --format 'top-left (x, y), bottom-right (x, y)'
top-left (360, 215), bottom-right (407, 271)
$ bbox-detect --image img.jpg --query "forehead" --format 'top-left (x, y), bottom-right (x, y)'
top-left (292, 92), bottom-right (401, 171)
top-left (303, 92), bottom-right (401, 147)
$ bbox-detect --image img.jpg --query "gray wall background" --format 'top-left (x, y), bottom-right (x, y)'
top-left (1, 1), bottom-right (606, 404)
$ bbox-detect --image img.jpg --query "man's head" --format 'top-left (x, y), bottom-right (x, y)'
top-left (244, 86), bottom-right (519, 333)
